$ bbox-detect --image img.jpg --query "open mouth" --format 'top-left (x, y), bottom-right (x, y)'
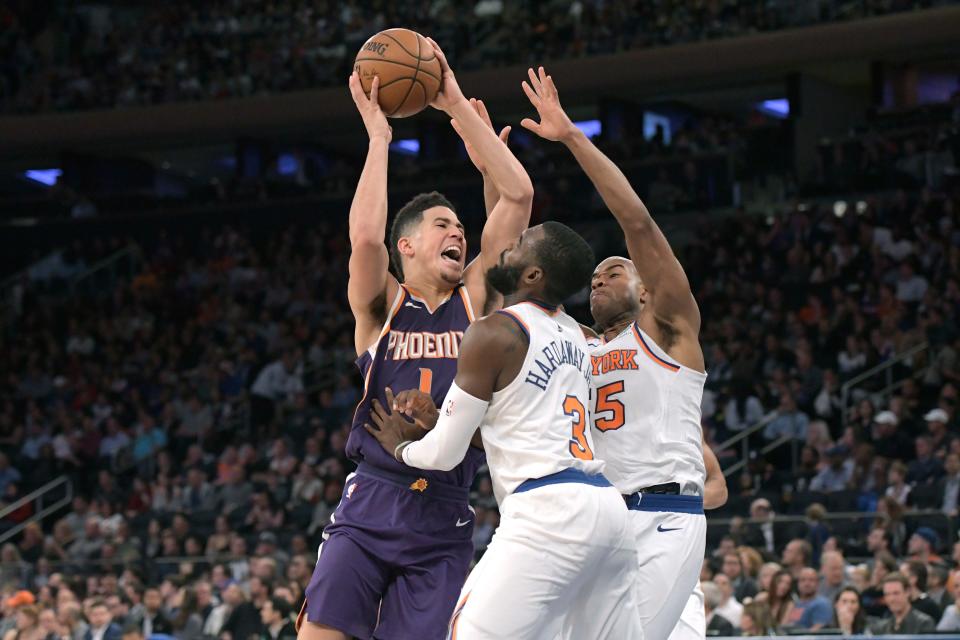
top-left (440, 245), bottom-right (462, 266)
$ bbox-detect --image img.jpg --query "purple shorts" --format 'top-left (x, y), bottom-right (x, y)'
top-left (300, 464), bottom-right (475, 640)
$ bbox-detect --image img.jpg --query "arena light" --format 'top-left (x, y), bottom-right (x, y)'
top-left (23, 168), bottom-right (62, 186)
top-left (856, 201), bottom-right (868, 215)
top-left (573, 119), bottom-right (602, 139)
top-left (277, 153), bottom-right (299, 176)
top-left (757, 98), bottom-right (790, 119)
top-left (833, 201), bottom-right (848, 218)
top-left (390, 139), bottom-right (420, 156)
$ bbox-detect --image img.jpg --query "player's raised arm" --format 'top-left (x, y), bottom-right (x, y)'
top-left (521, 67), bottom-right (700, 334)
top-left (427, 38), bottom-right (533, 314)
top-left (703, 441), bottom-right (728, 510)
top-left (346, 72), bottom-right (400, 355)
top-left (451, 98), bottom-right (511, 217)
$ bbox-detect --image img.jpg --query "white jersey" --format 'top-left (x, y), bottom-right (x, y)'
top-left (479, 301), bottom-right (604, 504)
top-left (589, 321), bottom-right (706, 495)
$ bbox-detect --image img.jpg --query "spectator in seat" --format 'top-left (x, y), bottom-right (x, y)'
top-left (817, 550), bottom-right (850, 603)
top-left (139, 588), bottom-right (172, 637)
top-left (866, 526), bottom-right (892, 568)
top-left (784, 567), bottom-right (833, 631)
top-left (886, 460), bottom-right (912, 506)
top-left (258, 597), bottom-right (295, 640)
top-left (907, 435), bottom-right (945, 485)
top-left (3, 604), bottom-right (42, 640)
top-left (926, 408), bottom-right (955, 460)
top-left (702, 581), bottom-right (735, 636)
top-left (928, 564), bottom-right (951, 613)
top-left (871, 572), bottom-right (936, 634)
top-left (721, 551), bottom-right (758, 601)
top-left (937, 568), bottom-right (960, 631)
top-left (740, 600), bottom-right (777, 636)
top-left (763, 392), bottom-right (809, 442)
top-left (872, 410), bottom-right (912, 460)
top-left (83, 601), bottom-right (120, 640)
top-left (712, 573), bottom-right (743, 630)
top-left (764, 570), bottom-right (796, 629)
top-left (900, 560), bottom-right (943, 622)
top-left (809, 445), bottom-right (853, 492)
top-left (941, 452), bottom-right (960, 515)
top-left (832, 586), bottom-right (868, 635)
top-left (781, 539), bottom-right (813, 579)
top-left (744, 498), bottom-right (777, 555)
top-left (218, 584), bottom-right (261, 640)
top-left (908, 527), bottom-right (943, 565)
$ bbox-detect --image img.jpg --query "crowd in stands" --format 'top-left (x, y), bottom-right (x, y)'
top-left (0, 0), bottom-right (948, 113)
top-left (0, 24), bottom-right (959, 636)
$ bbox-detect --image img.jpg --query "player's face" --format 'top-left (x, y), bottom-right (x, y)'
top-left (486, 227), bottom-right (539, 296)
top-left (409, 207), bottom-right (466, 284)
top-left (589, 258), bottom-right (644, 328)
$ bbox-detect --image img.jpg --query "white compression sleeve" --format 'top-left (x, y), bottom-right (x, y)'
top-left (401, 381), bottom-right (489, 471)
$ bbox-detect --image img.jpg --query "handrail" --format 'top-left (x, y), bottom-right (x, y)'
top-left (840, 341), bottom-right (929, 426)
top-left (716, 412), bottom-right (778, 479)
top-left (0, 476), bottom-right (73, 546)
top-left (70, 244), bottom-right (143, 286)
top-left (707, 507), bottom-right (950, 528)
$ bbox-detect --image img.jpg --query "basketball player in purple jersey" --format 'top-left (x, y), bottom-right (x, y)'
top-left (297, 40), bottom-right (533, 640)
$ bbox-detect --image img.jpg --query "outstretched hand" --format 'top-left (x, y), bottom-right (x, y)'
top-left (451, 98), bottom-right (511, 174)
top-left (349, 71), bottom-right (392, 142)
top-left (363, 388), bottom-right (428, 459)
top-left (426, 37), bottom-right (467, 113)
top-left (520, 66), bottom-right (577, 143)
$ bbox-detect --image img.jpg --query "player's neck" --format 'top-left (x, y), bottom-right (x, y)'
top-left (402, 276), bottom-right (457, 308)
top-left (600, 311), bottom-right (635, 342)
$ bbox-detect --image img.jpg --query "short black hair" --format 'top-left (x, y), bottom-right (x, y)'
top-left (531, 221), bottom-right (595, 303)
top-left (388, 191), bottom-right (455, 280)
top-left (905, 560), bottom-right (927, 591)
top-left (268, 596), bottom-right (292, 619)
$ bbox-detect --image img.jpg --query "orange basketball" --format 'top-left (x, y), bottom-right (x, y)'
top-left (354, 28), bottom-right (442, 118)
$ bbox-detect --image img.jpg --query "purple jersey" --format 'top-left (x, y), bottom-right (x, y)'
top-left (346, 283), bottom-right (484, 487)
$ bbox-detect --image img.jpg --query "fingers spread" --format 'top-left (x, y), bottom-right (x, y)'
top-left (521, 81), bottom-right (540, 106)
top-left (499, 125), bottom-right (511, 143)
top-left (527, 67), bottom-right (543, 95)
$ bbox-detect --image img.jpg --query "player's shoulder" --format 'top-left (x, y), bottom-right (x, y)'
top-left (463, 310), bottom-right (530, 352)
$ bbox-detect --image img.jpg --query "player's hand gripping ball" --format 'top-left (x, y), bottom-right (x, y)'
top-left (354, 28), bottom-right (441, 118)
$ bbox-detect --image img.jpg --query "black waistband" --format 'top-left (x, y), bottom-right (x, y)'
top-left (355, 462), bottom-right (469, 504)
top-left (636, 482), bottom-right (681, 495)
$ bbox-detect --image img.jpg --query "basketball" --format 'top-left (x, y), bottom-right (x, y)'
top-left (354, 28), bottom-right (442, 118)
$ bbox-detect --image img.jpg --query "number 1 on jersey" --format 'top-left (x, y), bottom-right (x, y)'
top-left (418, 368), bottom-right (433, 394)
top-left (563, 395), bottom-right (594, 460)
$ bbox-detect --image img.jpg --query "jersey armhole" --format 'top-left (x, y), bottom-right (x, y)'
top-left (495, 309), bottom-right (529, 341)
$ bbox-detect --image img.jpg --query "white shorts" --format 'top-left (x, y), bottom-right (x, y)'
top-left (630, 494), bottom-right (707, 640)
top-left (667, 582), bottom-right (705, 640)
top-left (450, 482), bottom-right (643, 640)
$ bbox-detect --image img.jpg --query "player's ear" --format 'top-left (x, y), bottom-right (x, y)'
top-left (397, 236), bottom-right (415, 260)
top-left (522, 265), bottom-right (543, 287)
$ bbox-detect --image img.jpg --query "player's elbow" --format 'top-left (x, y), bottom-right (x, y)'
top-left (499, 174), bottom-right (534, 206)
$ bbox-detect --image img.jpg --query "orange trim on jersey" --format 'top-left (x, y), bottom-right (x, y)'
top-left (448, 592), bottom-right (470, 640)
top-left (631, 323), bottom-right (680, 372)
top-left (351, 288), bottom-right (406, 425)
top-left (522, 300), bottom-right (559, 316)
top-left (458, 286), bottom-right (477, 323)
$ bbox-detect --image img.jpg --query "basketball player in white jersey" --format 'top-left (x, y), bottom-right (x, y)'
top-left (521, 66), bottom-right (711, 639)
top-left (364, 221), bottom-right (643, 640)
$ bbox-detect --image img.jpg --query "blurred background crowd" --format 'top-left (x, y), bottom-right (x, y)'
top-left (1, 0), bottom-right (960, 638)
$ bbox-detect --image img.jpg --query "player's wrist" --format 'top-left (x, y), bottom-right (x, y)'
top-left (560, 125), bottom-right (585, 146)
top-left (394, 441), bottom-right (412, 463)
